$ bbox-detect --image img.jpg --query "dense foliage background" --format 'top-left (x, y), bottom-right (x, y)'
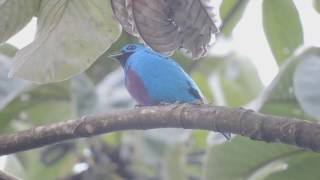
top-left (0, 0), bottom-right (320, 179)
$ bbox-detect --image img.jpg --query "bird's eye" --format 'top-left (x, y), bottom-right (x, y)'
top-left (126, 45), bottom-right (136, 50)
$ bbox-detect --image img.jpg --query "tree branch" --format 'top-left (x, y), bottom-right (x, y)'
top-left (0, 104), bottom-right (320, 156)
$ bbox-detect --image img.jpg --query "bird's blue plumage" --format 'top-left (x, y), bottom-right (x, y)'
top-left (115, 44), bottom-right (204, 106)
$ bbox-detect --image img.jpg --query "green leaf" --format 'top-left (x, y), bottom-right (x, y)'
top-left (0, 48), bottom-right (31, 130)
top-left (265, 152), bottom-right (320, 180)
top-left (0, 43), bottom-right (18, 57)
top-left (262, 0), bottom-right (303, 65)
top-left (9, 0), bottom-right (121, 83)
top-left (163, 145), bottom-right (187, 180)
top-left (71, 74), bottom-right (98, 116)
top-left (0, 82), bottom-right (72, 133)
top-left (220, 0), bottom-right (249, 37)
top-left (208, 54), bottom-right (263, 106)
top-left (314, 0), bottom-right (320, 14)
top-left (258, 48), bottom-right (317, 120)
top-left (204, 136), bottom-right (301, 180)
top-left (293, 48), bottom-right (320, 119)
top-left (0, 0), bottom-right (40, 43)
top-left (22, 148), bottom-right (76, 180)
top-left (192, 73), bottom-right (214, 102)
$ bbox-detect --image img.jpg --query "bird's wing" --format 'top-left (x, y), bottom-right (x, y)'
top-left (130, 52), bottom-right (204, 103)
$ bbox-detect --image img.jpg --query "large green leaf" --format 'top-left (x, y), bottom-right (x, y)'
top-left (9, 0), bottom-right (121, 83)
top-left (203, 54), bottom-right (263, 106)
top-left (262, 0), bottom-right (303, 65)
top-left (163, 145), bottom-right (187, 180)
top-left (220, 0), bottom-right (249, 37)
top-left (265, 152), bottom-right (320, 180)
top-left (0, 82), bottom-right (72, 133)
top-left (293, 48), bottom-right (320, 119)
top-left (0, 0), bottom-right (40, 43)
top-left (71, 74), bottom-right (98, 116)
top-left (259, 48), bottom-right (317, 120)
top-left (204, 136), bottom-right (300, 180)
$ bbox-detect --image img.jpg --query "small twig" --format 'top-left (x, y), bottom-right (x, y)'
top-left (0, 104), bottom-right (320, 156)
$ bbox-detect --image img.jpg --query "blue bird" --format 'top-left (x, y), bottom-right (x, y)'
top-left (109, 43), bottom-right (230, 139)
top-left (110, 43), bottom-right (204, 105)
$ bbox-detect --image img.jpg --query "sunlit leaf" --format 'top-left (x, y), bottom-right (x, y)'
top-left (9, 0), bottom-right (121, 83)
top-left (293, 48), bottom-right (320, 119)
top-left (262, 0), bottom-right (303, 65)
top-left (0, 0), bottom-right (40, 43)
top-left (219, 0), bottom-right (249, 37)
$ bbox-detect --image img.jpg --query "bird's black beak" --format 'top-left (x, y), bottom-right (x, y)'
top-left (108, 51), bottom-right (134, 61)
top-left (108, 51), bottom-right (125, 60)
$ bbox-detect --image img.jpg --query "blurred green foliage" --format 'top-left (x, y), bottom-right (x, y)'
top-left (1, 0), bottom-right (320, 180)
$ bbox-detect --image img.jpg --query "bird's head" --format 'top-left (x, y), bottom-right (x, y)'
top-left (109, 43), bottom-right (145, 66)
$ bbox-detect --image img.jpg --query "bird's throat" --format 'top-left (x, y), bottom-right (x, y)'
top-left (118, 52), bottom-right (134, 67)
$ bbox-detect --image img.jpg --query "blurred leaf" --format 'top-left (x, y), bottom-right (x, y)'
top-left (0, 49), bottom-right (31, 130)
top-left (0, 43), bottom-right (18, 57)
top-left (314, 0), bottom-right (320, 14)
top-left (0, 82), bottom-right (72, 133)
top-left (258, 48), bottom-right (316, 120)
top-left (192, 73), bottom-right (214, 102)
top-left (86, 32), bottom-right (136, 84)
top-left (263, 0), bottom-right (303, 65)
top-left (0, 0), bottom-right (40, 43)
top-left (209, 54), bottom-right (263, 106)
top-left (22, 148), bottom-right (76, 180)
top-left (163, 145), bottom-right (187, 180)
top-left (204, 136), bottom-right (301, 180)
top-left (265, 152), bottom-right (320, 180)
top-left (71, 74), bottom-right (98, 116)
top-left (9, 0), bottom-right (121, 83)
top-left (3, 155), bottom-right (26, 179)
top-left (293, 48), bottom-right (320, 119)
top-left (191, 130), bottom-right (209, 149)
top-left (220, 0), bottom-right (249, 37)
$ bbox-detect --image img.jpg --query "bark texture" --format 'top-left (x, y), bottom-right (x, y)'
top-left (0, 104), bottom-right (319, 156)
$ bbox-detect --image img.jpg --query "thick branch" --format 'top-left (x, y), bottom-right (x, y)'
top-left (0, 104), bottom-right (320, 155)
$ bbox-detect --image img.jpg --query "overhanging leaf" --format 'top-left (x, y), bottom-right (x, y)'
top-left (0, 0), bottom-right (40, 43)
top-left (293, 48), bottom-right (320, 119)
top-left (219, 0), bottom-right (249, 37)
top-left (112, 0), bottom-right (219, 59)
top-left (9, 0), bottom-right (121, 83)
top-left (262, 0), bottom-right (303, 65)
